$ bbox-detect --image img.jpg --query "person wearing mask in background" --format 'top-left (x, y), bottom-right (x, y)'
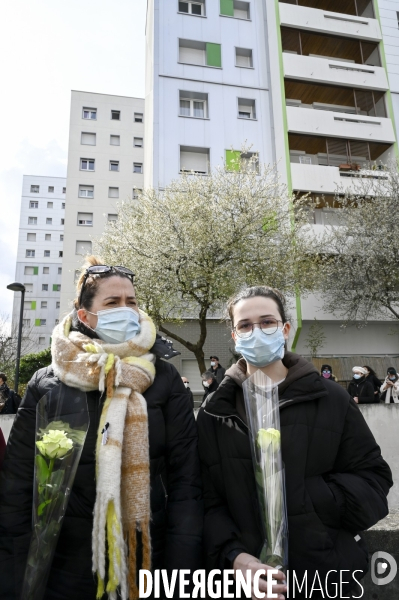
top-left (201, 371), bottom-right (218, 406)
top-left (348, 367), bottom-right (375, 404)
top-left (209, 356), bottom-right (225, 385)
top-left (363, 366), bottom-right (382, 403)
top-left (380, 367), bottom-right (399, 404)
top-left (197, 286), bottom-right (392, 599)
top-left (0, 256), bottom-right (203, 600)
top-left (0, 373), bottom-right (20, 415)
top-left (181, 376), bottom-right (194, 409)
top-left (320, 364), bottom-right (337, 382)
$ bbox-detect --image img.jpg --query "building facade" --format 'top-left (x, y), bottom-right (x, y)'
top-left (59, 91), bottom-right (145, 316)
top-left (145, 0), bottom-right (399, 362)
top-left (12, 175), bottom-right (65, 351)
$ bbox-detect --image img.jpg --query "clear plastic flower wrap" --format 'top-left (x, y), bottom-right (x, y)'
top-left (243, 370), bottom-right (288, 571)
top-left (21, 386), bottom-right (90, 600)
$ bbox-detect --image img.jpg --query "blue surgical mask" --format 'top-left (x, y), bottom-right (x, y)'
top-left (353, 374), bottom-right (362, 380)
top-left (88, 307), bottom-right (141, 344)
top-left (235, 326), bottom-right (285, 368)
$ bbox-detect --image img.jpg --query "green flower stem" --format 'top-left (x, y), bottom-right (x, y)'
top-left (44, 458), bottom-right (55, 503)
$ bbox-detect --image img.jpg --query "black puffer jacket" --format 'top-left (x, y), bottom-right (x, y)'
top-left (347, 376), bottom-right (375, 404)
top-left (197, 353), bottom-right (392, 599)
top-left (0, 359), bottom-right (203, 600)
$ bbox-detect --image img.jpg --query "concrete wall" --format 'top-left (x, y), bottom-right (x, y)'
top-left (359, 404), bottom-right (399, 510)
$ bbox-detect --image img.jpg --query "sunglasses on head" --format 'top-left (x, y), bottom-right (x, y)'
top-left (78, 265), bottom-right (135, 308)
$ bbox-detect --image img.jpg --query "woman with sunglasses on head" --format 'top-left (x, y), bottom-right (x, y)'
top-left (197, 285), bottom-right (392, 600)
top-left (0, 256), bottom-right (203, 600)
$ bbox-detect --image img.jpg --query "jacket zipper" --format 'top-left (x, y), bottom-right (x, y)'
top-left (160, 474), bottom-right (168, 508)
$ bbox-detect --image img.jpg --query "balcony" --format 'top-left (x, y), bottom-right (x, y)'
top-left (287, 106), bottom-right (395, 144)
top-left (285, 80), bottom-right (387, 117)
top-left (279, 3), bottom-right (381, 42)
top-left (280, 0), bottom-right (375, 19)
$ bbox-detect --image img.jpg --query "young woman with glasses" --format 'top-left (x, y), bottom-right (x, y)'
top-left (197, 285), bottom-right (392, 600)
top-left (0, 255), bottom-right (203, 600)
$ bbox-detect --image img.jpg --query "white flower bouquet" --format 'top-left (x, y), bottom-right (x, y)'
top-left (243, 370), bottom-right (288, 570)
top-left (21, 388), bottom-right (89, 600)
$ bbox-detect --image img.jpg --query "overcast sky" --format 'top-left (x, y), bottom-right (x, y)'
top-left (0, 0), bottom-right (146, 318)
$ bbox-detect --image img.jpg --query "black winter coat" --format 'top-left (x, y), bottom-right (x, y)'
top-left (210, 365), bottom-right (226, 386)
top-left (0, 385), bottom-right (19, 415)
top-left (347, 377), bottom-right (375, 404)
top-left (197, 353), bottom-right (392, 599)
top-left (0, 359), bottom-right (203, 600)
top-left (365, 373), bottom-right (382, 402)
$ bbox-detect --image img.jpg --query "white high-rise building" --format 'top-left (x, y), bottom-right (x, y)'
top-left (60, 91), bottom-right (145, 316)
top-left (12, 175), bottom-right (65, 351)
top-left (145, 0), bottom-right (399, 358)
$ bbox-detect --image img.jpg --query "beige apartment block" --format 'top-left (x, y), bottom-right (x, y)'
top-left (60, 91), bottom-right (144, 316)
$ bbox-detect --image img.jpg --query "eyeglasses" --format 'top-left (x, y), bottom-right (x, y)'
top-left (233, 318), bottom-right (283, 339)
top-left (78, 265), bottom-right (135, 308)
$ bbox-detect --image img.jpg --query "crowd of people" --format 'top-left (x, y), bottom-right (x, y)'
top-left (0, 256), bottom-right (395, 600)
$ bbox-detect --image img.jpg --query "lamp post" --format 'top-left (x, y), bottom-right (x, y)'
top-left (7, 282), bottom-right (26, 393)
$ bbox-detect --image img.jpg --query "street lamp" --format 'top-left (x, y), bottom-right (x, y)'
top-left (7, 282), bottom-right (26, 393)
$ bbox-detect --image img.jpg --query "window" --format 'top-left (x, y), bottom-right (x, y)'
top-left (180, 146), bottom-right (209, 174)
top-left (108, 187), bottom-right (119, 198)
top-left (53, 284), bottom-right (61, 292)
top-left (179, 39), bottom-right (222, 68)
top-left (235, 47), bottom-right (253, 68)
top-left (28, 217), bottom-right (37, 225)
top-left (81, 132), bottom-right (96, 145)
top-left (178, 1), bottom-right (205, 16)
top-left (26, 249), bottom-right (35, 257)
top-left (237, 98), bottom-right (256, 119)
top-left (43, 267), bottom-right (49, 274)
top-left (59, 251), bottom-right (63, 257)
top-left (27, 233), bottom-right (36, 241)
top-left (220, 0), bottom-right (250, 19)
top-left (48, 186), bottom-right (54, 193)
top-left (225, 150), bottom-right (259, 172)
top-left (44, 250), bottom-right (50, 257)
top-left (76, 241), bottom-right (92, 255)
top-left (110, 161), bottom-right (119, 172)
top-left (83, 107), bottom-right (97, 119)
top-left (29, 201), bottom-right (38, 209)
top-left (80, 158), bottom-right (95, 171)
top-left (41, 301), bottom-right (47, 308)
top-left (132, 188), bottom-right (142, 199)
top-left (23, 319), bottom-right (31, 327)
top-left (24, 266), bottom-right (36, 275)
top-left (133, 162), bottom-right (143, 174)
top-left (58, 267), bottom-right (62, 274)
top-left (45, 234), bottom-right (51, 241)
top-left (56, 301), bottom-right (60, 308)
top-left (46, 218), bottom-right (52, 225)
top-left (111, 110), bottom-right (120, 120)
top-left (108, 214), bottom-right (118, 221)
top-left (39, 336), bottom-right (46, 344)
top-left (60, 219), bottom-right (64, 225)
top-left (110, 135), bottom-right (120, 145)
top-left (60, 234), bottom-right (64, 241)
top-left (24, 301), bottom-right (33, 310)
top-left (24, 283), bottom-right (33, 293)
top-left (134, 113), bottom-right (143, 123)
top-left (79, 185), bottom-right (94, 198)
top-left (62, 202), bottom-right (65, 209)
top-left (77, 212), bottom-right (93, 226)
top-left (42, 284), bottom-right (48, 291)
top-left (179, 91), bottom-right (208, 118)
top-left (62, 187), bottom-right (66, 193)
top-left (30, 185), bottom-right (39, 193)
top-left (134, 137), bottom-right (143, 147)
top-left (39, 320), bottom-right (46, 326)
top-left (47, 202), bottom-right (53, 208)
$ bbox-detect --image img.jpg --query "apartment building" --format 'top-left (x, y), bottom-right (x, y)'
top-left (59, 91), bottom-right (145, 316)
top-left (144, 0), bottom-right (399, 383)
top-left (12, 175), bottom-right (65, 350)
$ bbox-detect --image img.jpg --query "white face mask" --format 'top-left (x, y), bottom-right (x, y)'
top-left (203, 381), bottom-right (210, 388)
top-left (86, 307), bottom-right (141, 344)
top-left (183, 382), bottom-right (189, 388)
top-left (210, 361), bottom-right (216, 367)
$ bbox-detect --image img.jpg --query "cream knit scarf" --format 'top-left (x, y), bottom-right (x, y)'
top-left (51, 310), bottom-right (157, 600)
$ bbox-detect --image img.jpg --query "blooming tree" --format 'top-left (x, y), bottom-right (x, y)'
top-left (97, 163), bottom-right (317, 373)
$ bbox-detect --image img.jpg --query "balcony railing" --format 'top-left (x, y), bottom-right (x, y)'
top-left (279, 0), bottom-right (374, 19)
top-left (281, 27), bottom-right (381, 67)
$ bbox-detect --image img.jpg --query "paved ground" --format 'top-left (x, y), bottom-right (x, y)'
top-left (369, 509), bottom-right (399, 531)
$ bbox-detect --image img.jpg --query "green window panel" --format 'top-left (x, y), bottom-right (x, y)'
top-left (220, 0), bottom-right (234, 16)
top-left (53, 284), bottom-right (58, 291)
top-left (31, 301), bottom-right (36, 310)
top-left (206, 43), bottom-right (222, 68)
top-left (33, 267), bottom-right (39, 275)
top-left (35, 318), bottom-right (41, 326)
top-left (225, 150), bottom-right (241, 172)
